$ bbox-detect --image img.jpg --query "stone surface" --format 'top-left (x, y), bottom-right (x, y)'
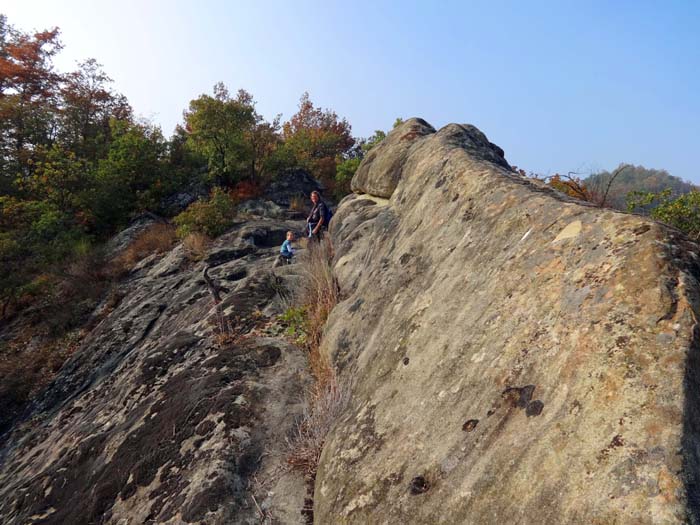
top-left (0, 219), bottom-right (310, 525)
top-left (103, 214), bottom-right (160, 259)
top-left (316, 118), bottom-right (700, 524)
top-left (350, 118), bottom-right (436, 198)
top-left (264, 168), bottom-right (325, 207)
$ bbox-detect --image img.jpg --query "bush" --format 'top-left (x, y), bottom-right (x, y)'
top-left (231, 179), bottom-right (263, 201)
top-left (0, 331), bottom-right (82, 434)
top-left (280, 306), bottom-right (309, 346)
top-left (628, 189), bottom-right (700, 240)
top-left (112, 223), bottom-right (177, 272)
top-left (174, 187), bottom-right (238, 238)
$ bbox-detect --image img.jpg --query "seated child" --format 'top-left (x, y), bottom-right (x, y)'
top-left (279, 231), bottom-right (295, 263)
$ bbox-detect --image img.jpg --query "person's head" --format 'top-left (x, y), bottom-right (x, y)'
top-left (286, 231), bottom-right (295, 241)
top-left (310, 190), bottom-right (320, 204)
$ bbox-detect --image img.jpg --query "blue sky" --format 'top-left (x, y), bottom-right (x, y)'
top-left (4, 1), bottom-right (700, 182)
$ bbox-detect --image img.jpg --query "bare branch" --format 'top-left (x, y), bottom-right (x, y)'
top-left (599, 164), bottom-right (631, 208)
top-left (202, 265), bottom-right (222, 303)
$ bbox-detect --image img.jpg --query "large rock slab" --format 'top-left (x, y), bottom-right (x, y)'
top-left (316, 120), bottom-right (700, 523)
top-left (0, 220), bottom-right (310, 525)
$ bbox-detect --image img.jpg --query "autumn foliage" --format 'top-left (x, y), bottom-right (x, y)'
top-left (0, 14), bottom-right (375, 323)
top-left (281, 92), bottom-right (355, 189)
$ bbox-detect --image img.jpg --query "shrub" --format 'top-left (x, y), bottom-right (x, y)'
top-left (0, 331), bottom-right (82, 434)
top-left (280, 306), bottom-right (308, 345)
top-left (174, 188), bottom-right (238, 238)
top-left (112, 223), bottom-right (177, 272)
top-left (628, 189), bottom-right (700, 240)
top-left (231, 179), bottom-right (263, 201)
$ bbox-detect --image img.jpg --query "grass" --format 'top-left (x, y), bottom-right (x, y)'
top-left (282, 236), bottom-right (347, 503)
top-left (286, 377), bottom-right (349, 477)
top-left (112, 223), bottom-right (177, 273)
top-left (182, 232), bottom-right (211, 261)
top-left (289, 194), bottom-right (307, 212)
top-left (291, 237), bottom-right (339, 388)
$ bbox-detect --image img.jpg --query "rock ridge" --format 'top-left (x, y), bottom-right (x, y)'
top-left (316, 118), bottom-right (700, 524)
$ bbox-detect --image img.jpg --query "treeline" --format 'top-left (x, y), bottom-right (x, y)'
top-left (533, 164), bottom-right (700, 240)
top-left (583, 165), bottom-right (696, 211)
top-left (0, 15), bottom-right (386, 319)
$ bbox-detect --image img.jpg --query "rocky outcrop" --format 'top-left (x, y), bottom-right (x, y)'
top-left (0, 217), bottom-right (311, 524)
top-left (316, 119), bottom-right (700, 523)
top-left (265, 168), bottom-right (324, 208)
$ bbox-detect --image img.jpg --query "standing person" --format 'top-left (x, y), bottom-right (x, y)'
top-left (306, 190), bottom-right (329, 241)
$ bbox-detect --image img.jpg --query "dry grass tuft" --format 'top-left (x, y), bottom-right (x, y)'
top-left (298, 237), bottom-right (339, 388)
top-left (289, 194), bottom-right (307, 212)
top-left (113, 223), bottom-right (177, 272)
top-left (286, 377), bottom-right (349, 476)
top-left (183, 232), bottom-right (211, 261)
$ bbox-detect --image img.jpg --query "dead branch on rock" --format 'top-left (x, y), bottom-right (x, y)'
top-left (203, 265), bottom-right (231, 335)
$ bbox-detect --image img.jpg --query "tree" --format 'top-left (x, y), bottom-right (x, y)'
top-left (0, 17), bottom-right (63, 190)
top-left (59, 59), bottom-right (132, 161)
top-left (585, 164), bottom-right (695, 210)
top-left (282, 92), bottom-right (355, 187)
top-left (184, 84), bottom-right (258, 185)
top-left (17, 144), bottom-right (92, 216)
top-left (91, 120), bottom-right (167, 232)
top-left (335, 129), bottom-right (386, 196)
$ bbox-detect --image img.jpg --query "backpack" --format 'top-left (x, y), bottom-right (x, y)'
top-left (323, 203), bottom-right (333, 226)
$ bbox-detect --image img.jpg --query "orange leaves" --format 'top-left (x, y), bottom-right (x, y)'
top-left (231, 179), bottom-right (262, 201)
top-left (547, 173), bottom-right (593, 202)
top-left (282, 92), bottom-right (355, 185)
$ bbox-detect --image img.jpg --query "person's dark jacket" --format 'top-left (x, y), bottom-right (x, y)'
top-left (308, 201), bottom-right (329, 228)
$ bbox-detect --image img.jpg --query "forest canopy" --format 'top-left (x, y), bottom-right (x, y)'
top-left (0, 14), bottom-right (387, 319)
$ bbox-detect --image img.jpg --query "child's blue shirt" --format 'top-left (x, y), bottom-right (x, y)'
top-left (280, 239), bottom-right (294, 257)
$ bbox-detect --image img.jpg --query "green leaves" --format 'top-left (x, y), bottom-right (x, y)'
top-left (627, 189), bottom-right (700, 239)
top-left (183, 86), bottom-right (273, 185)
top-left (173, 188), bottom-right (237, 238)
top-left (280, 306), bottom-right (309, 346)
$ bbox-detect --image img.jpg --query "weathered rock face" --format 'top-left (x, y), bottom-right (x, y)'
top-left (316, 118), bottom-right (700, 523)
top-left (350, 118), bottom-right (436, 198)
top-left (0, 218), bottom-right (310, 524)
top-left (265, 168), bottom-right (325, 207)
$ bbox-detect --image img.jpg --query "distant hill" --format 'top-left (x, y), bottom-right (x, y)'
top-left (583, 164), bottom-right (697, 210)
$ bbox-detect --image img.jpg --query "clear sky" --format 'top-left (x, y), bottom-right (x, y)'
top-left (4, 1), bottom-right (700, 182)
